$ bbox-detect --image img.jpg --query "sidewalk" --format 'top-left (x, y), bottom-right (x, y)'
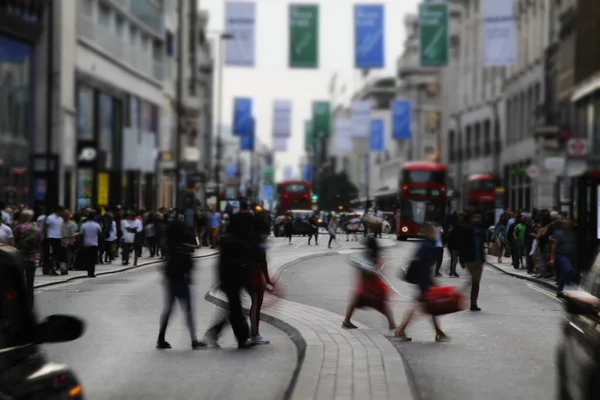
top-left (485, 254), bottom-right (559, 291)
top-left (34, 248), bottom-right (219, 289)
top-left (206, 243), bottom-right (414, 400)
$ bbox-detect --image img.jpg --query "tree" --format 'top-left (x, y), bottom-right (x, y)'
top-left (317, 170), bottom-right (359, 211)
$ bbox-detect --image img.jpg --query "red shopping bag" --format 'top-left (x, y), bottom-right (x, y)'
top-left (423, 286), bottom-right (467, 316)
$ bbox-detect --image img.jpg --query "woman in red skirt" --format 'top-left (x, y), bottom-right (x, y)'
top-left (342, 237), bottom-right (396, 330)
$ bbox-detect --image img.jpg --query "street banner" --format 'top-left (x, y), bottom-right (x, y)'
top-left (272, 100), bottom-right (292, 138)
top-left (274, 137), bottom-right (287, 152)
top-left (289, 4), bottom-right (319, 68)
top-left (354, 4), bottom-right (385, 69)
top-left (483, 0), bottom-right (518, 66)
top-left (264, 184), bottom-right (275, 201)
top-left (350, 100), bottom-right (372, 138)
top-left (312, 101), bottom-right (331, 138)
top-left (284, 165), bottom-right (293, 180)
top-left (264, 165), bottom-right (276, 184)
top-left (224, 1), bottom-right (256, 67)
top-left (233, 97), bottom-right (253, 136)
top-left (304, 120), bottom-right (317, 152)
top-left (226, 163), bottom-right (239, 178)
top-left (303, 165), bottom-right (315, 182)
top-left (419, 3), bottom-right (449, 67)
top-left (370, 119), bottom-right (386, 152)
top-left (392, 100), bottom-right (413, 140)
top-left (240, 117), bottom-right (255, 151)
top-left (335, 119), bottom-right (353, 153)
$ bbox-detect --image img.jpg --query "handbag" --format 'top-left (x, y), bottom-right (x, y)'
top-left (422, 286), bottom-right (467, 316)
top-left (400, 259), bottom-right (421, 284)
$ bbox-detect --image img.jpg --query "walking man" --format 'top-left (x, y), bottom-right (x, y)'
top-left (307, 212), bottom-right (319, 245)
top-left (80, 211), bottom-right (103, 278)
top-left (157, 216), bottom-right (205, 350)
top-left (121, 212), bottom-right (141, 265)
top-left (44, 206), bottom-right (66, 276)
top-left (457, 210), bottom-right (486, 311)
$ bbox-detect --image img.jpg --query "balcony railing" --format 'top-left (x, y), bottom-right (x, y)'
top-left (78, 13), bottom-right (163, 82)
top-left (109, 0), bottom-right (164, 36)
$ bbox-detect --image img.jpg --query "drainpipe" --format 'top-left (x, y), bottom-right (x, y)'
top-left (45, 0), bottom-right (54, 210)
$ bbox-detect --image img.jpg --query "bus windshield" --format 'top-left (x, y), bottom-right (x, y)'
top-left (402, 170), bottom-right (446, 184)
top-left (469, 180), bottom-right (496, 191)
top-left (401, 200), bottom-right (445, 225)
top-left (285, 183), bottom-right (309, 193)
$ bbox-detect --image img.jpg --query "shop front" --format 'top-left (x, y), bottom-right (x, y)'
top-left (0, 1), bottom-right (46, 207)
top-left (75, 79), bottom-right (123, 211)
top-left (502, 159), bottom-right (533, 211)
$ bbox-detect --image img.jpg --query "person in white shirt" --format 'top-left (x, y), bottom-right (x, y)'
top-left (433, 219), bottom-right (445, 277)
top-left (104, 220), bottom-right (118, 263)
top-left (80, 211), bottom-right (103, 277)
top-left (121, 212), bottom-right (142, 265)
top-left (44, 206), bottom-right (66, 276)
top-left (0, 202), bottom-right (12, 227)
top-left (0, 218), bottom-right (14, 246)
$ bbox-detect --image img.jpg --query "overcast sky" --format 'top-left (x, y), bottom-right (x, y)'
top-left (200, 0), bottom-right (420, 176)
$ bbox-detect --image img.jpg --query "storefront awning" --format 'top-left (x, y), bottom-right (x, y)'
top-left (572, 73), bottom-right (600, 102)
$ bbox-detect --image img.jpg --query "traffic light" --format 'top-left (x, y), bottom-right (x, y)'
top-left (311, 194), bottom-right (318, 202)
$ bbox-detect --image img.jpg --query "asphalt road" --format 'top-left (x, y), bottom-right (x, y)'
top-left (34, 255), bottom-right (296, 400)
top-left (278, 240), bottom-right (563, 400)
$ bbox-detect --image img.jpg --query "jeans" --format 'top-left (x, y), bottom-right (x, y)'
top-left (158, 279), bottom-right (196, 343)
top-left (122, 242), bottom-right (135, 264)
top-left (449, 249), bottom-right (459, 274)
top-left (556, 254), bottom-right (573, 293)
top-left (465, 262), bottom-right (484, 305)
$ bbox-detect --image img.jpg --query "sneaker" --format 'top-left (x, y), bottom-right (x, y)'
top-left (202, 334), bottom-right (221, 348)
top-left (250, 335), bottom-right (270, 345)
top-left (156, 341), bottom-right (172, 349)
top-left (238, 339), bottom-right (259, 349)
top-left (342, 320), bottom-right (358, 329)
top-left (434, 272), bottom-right (443, 277)
top-left (435, 333), bottom-right (451, 343)
top-left (191, 340), bottom-right (207, 350)
top-left (470, 305), bottom-right (481, 312)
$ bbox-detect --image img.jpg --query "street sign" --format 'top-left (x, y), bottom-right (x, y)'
top-left (526, 165), bottom-right (541, 179)
top-left (567, 138), bottom-right (589, 157)
top-left (544, 156), bottom-right (565, 171)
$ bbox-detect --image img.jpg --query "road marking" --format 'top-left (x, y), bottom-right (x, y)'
top-left (526, 283), bottom-right (561, 302)
top-left (294, 243), bottom-right (304, 249)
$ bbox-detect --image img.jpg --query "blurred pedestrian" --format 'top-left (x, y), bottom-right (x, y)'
top-left (121, 212), bottom-right (141, 265)
top-left (80, 210), bottom-right (103, 278)
top-left (457, 210), bottom-right (487, 312)
top-left (210, 208), bottom-right (222, 249)
top-left (13, 209), bottom-right (41, 309)
top-left (395, 223), bottom-right (449, 342)
top-left (61, 210), bottom-right (79, 271)
top-left (307, 212), bottom-right (319, 245)
top-left (327, 215), bottom-right (338, 249)
top-left (550, 217), bottom-right (576, 298)
top-left (44, 206), bottom-right (66, 276)
top-left (284, 212), bottom-right (293, 245)
top-left (157, 217), bottom-right (205, 350)
top-left (0, 216), bottom-right (14, 246)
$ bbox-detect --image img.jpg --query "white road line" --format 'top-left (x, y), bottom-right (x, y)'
top-left (526, 283), bottom-right (561, 302)
top-left (294, 243), bottom-right (303, 249)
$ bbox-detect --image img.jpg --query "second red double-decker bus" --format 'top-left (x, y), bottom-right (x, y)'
top-left (467, 173), bottom-right (498, 209)
top-left (276, 180), bottom-right (313, 214)
top-left (396, 161), bottom-right (448, 240)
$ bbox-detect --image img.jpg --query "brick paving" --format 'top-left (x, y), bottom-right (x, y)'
top-left (207, 241), bottom-right (414, 400)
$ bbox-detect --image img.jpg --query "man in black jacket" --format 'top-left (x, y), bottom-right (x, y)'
top-left (457, 210), bottom-right (487, 311)
top-left (156, 217), bottom-right (205, 350)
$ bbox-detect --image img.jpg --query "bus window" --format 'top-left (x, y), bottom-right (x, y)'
top-left (402, 200), bottom-right (445, 224)
top-left (285, 184), bottom-right (308, 193)
top-left (469, 180), bottom-right (496, 191)
top-left (403, 170), bottom-right (446, 184)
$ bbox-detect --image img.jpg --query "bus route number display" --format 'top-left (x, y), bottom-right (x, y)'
top-left (407, 188), bottom-right (443, 197)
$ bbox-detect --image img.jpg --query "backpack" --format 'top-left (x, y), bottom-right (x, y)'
top-left (17, 224), bottom-right (39, 254)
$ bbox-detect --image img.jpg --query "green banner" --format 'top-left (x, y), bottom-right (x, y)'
top-left (312, 101), bottom-right (331, 138)
top-left (304, 120), bottom-right (317, 152)
top-left (264, 165), bottom-right (276, 184)
top-left (289, 4), bottom-right (319, 68)
top-left (418, 3), bottom-right (449, 67)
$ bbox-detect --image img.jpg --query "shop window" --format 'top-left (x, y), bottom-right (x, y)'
top-left (483, 120), bottom-right (491, 156)
top-left (77, 86), bottom-right (94, 140)
top-left (465, 125), bottom-right (472, 160)
top-left (474, 123), bottom-right (481, 158)
top-left (448, 130), bottom-right (456, 162)
top-left (524, 186), bottom-right (531, 211)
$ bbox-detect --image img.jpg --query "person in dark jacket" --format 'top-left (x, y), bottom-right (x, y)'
top-left (446, 221), bottom-right (460, 278)
top-left (156, 218), bottom-right (205, 350)
top-left (307, 212), bottom-right (319, 245)
top-left (457, 210), bottom-right (487, 311)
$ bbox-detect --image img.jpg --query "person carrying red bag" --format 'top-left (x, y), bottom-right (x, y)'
top-left (395, 223), bottom-right (450, 342)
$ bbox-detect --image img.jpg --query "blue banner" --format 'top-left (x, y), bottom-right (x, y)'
top-left (392, 100), bottom-right (413, 140)
top-left (303, 165), bottom-right (315, 182)
top-left (264, 184), bottom-right (275, 201)
top-left (370, 119), bottom-right (386, 152)
top-left (226, 163), bottom-right (239, 178)
top-left (355, 4), bottom-right (385, 68)
top-left (240, 117), bottom-right (255, 151)
top-left (233, 97), bottom-right (253, 136)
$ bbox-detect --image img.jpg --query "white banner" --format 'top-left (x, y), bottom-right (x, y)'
top-left (224, 2), bottom-right (256, 67)
top-left (335, 119), bottom-right (353, 153)
top-left (272, 100), bottom-right (292, 138)
top-left (283, 165), bottom-right (293, 180)
top-left (483, 0), bottom-right (518, 66)
top-left (351, 100), bottom-right (372, 138)
top-left (273, 138), bottom-right (287, 152)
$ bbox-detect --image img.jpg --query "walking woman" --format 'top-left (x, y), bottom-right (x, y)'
top-left (13, 209), bottom-right (41, 309)
top-left (395, 223), bottom-right (450, 342)
top-left (284, 212), bottom-right (293, 245)
top-left (327, 215), bottom-right (338, 249)
top-left (493, 213), bottom-right (508, 263)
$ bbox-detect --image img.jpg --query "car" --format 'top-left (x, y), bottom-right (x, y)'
top-left (556, 251), bottom-right (600, 400)
top-left (0, 245), bottom-right (86, 399)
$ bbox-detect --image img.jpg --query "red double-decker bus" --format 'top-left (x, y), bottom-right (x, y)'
top-left (467, 174), bottom-right (498, 209)
top-left (396, 161), bottom-right (448, 240)
top-left (276, 180), bottom-right (313, 214)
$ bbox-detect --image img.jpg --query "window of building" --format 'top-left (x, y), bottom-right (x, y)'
top-left (152, 40), bottom-right (162, 61)
top-left (77, 86), bottom-right (95, 140)
top-left (129, 26), bottom-right (137, 45)
top-left (474, 123), bottom-right (481, 158)
top-left (82, 0), bottom-right (94, 16)
top-left (115, 15), bottom-right (124, 37)
top-left (166, 30), bottom-right (175, 57)
top-left (465, 125), bottom-right (472, 160)
top-left (141, 34), bottom-right (150, 53)
top-left (593, 97), bottom-right (600, 154)
top-left (448, 130), bottom-right (456, 162)
top-left (483, 120), bottom-right (491, 156)
top-left (98, 3), bottom-right (111, 27)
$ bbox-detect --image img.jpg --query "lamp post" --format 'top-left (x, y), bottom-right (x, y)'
top-left (213, 32), bottom-right (234, 211)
